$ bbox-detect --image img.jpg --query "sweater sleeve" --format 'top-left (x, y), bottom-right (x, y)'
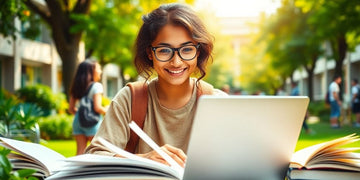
top-left (85, 86), bottom-right (132, 156)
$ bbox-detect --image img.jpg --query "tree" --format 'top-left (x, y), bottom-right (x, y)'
top-left (299, 0), bottom-right (360, 77)
top-left (74, 0), bottom-right (194, 84)
top-left (257, 0), bottom-right (323, 100)
top-left (72, 0), bottom-right (141, 83)
top-left (23, 0), bottom-right (91, 99)
top-left (1, 0), bottom-right (197, 98)
top-left (0, 1), bottom-right (29, 40)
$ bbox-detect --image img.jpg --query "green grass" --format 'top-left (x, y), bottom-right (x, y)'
top-left (295, 120), bottom-right (360, 151)
top-left (41, 140), bottom-right (76, 157)
top-left (42, 120), bottom-right (360, 158)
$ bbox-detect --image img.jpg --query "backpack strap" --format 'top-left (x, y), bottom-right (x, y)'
top-left (125, 81), bottom-right (148, 153)
top-left (85, 83), bottom-right (95, 97)
top-left (124, 80), bottom-right (213, 153)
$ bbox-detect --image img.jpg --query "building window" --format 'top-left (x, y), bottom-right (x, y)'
top-left (21, 65), bottom-right (42, 87)
top-left (106, 78), bottom-right (118, 98)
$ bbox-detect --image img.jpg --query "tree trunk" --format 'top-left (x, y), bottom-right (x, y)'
top-left (334, 34), bottom-right (347, 77)
top-left (24, 0), bottom-right (91, 100)
top-left (304, 54), bottom-right (318, 101)
top-left (306, 69), bottom-right (314, 101)
top-left (56, 42), bottom-right (80, 99)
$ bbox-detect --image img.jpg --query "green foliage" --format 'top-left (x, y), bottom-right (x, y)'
top-left (296, 0), bottom-right (360, 81)
top-left (307, 101), bottom-right (330, 123)
top-left (38, 114), bottom-right (73, 140)
top-left (255, 0), bottom-right (323, 96)
top-left (0, 89), bottom-right (19, 135)
top-left (0, 0), bottom-right (29, 40)
top-left (192, 9), bottom-right (237, 89)
top-left (16, 85), bottom-right (68, 115)
top-left (238, 0), bottom-right (360, 94)
top-left (72, 0), bottom-right (141, 81)
top-left (21, 13), bottom-right (41, 40)
top-left (0, 148), bottom-right (38, 180)
top-left (0, 89), bottom-right (41, 143)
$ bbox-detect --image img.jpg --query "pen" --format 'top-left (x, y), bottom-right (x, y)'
top-left (129, 121), bottom-right (184, 174)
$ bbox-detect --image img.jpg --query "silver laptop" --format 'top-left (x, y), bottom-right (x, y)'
top-left (183, 95), bottom-right (309, 180)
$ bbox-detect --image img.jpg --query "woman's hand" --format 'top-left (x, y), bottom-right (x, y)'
top-left (137, 144), bottom-right (187, 167)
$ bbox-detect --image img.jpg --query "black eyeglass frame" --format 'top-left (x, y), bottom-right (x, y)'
top-left (150, 44), bottom-right (200, 62)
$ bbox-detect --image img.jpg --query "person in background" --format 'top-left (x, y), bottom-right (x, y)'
top-left (221, 84), bottom-right (230, 94)
top-left (351, 78), bottom-right (360, 127)
top-left (276, 87), bottom-right (287, 96)
top-left (291, 82), bottom-right (312, 134)
top-left (68, 60), bottom-right (108, 155)
top-left (328, 75), bottom-right (342, 128)
top-left (85, 3), bottom-right (227, 167)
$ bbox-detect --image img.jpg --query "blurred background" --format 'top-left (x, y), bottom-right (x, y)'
top-left (2, 0), bottom-right (359, 101)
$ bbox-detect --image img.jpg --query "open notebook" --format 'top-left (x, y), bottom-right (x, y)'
top-left (183, 95), bottom-right (309, 180)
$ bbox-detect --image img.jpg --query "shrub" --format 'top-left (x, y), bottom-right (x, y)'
top-left (308, 101), bottom-right (330, 122)
top-left (38, 114), bottom-right (73, 140)
top-left (0, 89), bottom-right (42, 143)
top-left (16, 85), bottom-right (68, 116)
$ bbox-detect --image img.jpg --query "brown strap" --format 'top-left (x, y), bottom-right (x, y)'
top-left (125, 81), bottom-right (148, 153)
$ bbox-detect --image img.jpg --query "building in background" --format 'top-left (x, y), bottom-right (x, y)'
top-left (0, 19), bottom-right (122, 98)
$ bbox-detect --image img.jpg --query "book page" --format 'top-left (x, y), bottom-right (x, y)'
top-left (0, 137), bottom-right (66, 175)
top-left (50, 154), bottom-right (180, 180)
top-left (290, 134), bottom-right (360, 169)
top-left (290, 142), bottom-right (326, 167)
top-left (97, 137), bottom-right (182, 179)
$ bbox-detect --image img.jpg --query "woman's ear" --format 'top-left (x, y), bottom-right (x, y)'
top-left (146, 48), bottom-right (153, 61)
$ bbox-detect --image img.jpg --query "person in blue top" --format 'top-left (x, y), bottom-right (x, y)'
top-left (328, 75), bottom-right (342, 128)
top-left (69, 60), bottom-right (108, 155)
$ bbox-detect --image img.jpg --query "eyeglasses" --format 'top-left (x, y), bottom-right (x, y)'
top-left (151, 44), bottom-right (200, 62)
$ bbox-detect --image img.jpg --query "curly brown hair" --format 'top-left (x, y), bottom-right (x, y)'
top-left (134, 3), bottom-right (213, 83)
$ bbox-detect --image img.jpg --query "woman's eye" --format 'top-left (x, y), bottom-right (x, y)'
top-left (181, 47), bottom-right (194, 53)
top-left (158, 48), bottom-right (172, 54)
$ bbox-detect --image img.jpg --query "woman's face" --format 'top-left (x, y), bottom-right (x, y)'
top-left (150, 24), bottom-right (198, 86)
top-left (93, 63), bottom-right (102, 82)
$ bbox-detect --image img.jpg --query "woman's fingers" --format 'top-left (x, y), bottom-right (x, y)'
top-left (139, 145), bottom-right (187, 168)
top-left (161, 144), bottom-right (187, 167)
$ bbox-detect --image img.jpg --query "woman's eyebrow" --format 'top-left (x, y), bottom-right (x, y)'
top-left (156, 41), bottom-right (194, 47)
top-left (181, 41), bottom-right (194, 46)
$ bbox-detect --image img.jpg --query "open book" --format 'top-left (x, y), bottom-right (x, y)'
top-left (0, 137), bottom-right (182, 180)
top-left (0, 137), bottom-right (66, 178)
top-left (288, 134), bottom-right (360, 180)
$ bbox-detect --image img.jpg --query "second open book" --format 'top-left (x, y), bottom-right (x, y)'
top-left (288, 133), bottom-right (360, 180)
top-left (290, 133), bottom-right (360, 171)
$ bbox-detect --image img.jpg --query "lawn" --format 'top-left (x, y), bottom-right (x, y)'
top-left (295, 119), bottom-right (360, 151)
top-left (42, 120), bottom-right (360, 158)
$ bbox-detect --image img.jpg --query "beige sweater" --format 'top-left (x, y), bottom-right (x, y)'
top-left (85, 78), bottom-right (226, 156)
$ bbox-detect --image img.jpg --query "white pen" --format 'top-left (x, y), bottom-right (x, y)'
top-left (128, 121), bottom-right (184, 175)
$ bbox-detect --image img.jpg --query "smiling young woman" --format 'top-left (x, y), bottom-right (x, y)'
top-left (85, 3), bottom-right (227, 167)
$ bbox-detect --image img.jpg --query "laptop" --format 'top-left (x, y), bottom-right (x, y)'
top-left (183, 95), bottom-right (309, 180)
